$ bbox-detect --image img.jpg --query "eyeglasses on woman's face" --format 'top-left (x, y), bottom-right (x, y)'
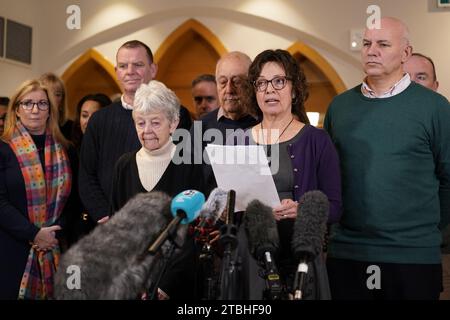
top-left (18, 100), bottom-right (50, 111)
top-left (253, 75), bottom-right (291, 92)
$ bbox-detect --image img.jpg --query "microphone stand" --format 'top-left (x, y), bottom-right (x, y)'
top-left (260, 251), bottom-right (282, 300)
top-left (292, 254), bottom-right (312, 300)
top-left (218, 190), bottom-right (240, 300)
top-left (199, 243), bottom-right (217, 300)
top-left (218, 222), bottom-right (239, 300)
top-left (147, 226), bottom-right (180, 300)
top-left (194, 222), bottom-right (219, 300)
top-left (148, 244), bottom-right (176, 300)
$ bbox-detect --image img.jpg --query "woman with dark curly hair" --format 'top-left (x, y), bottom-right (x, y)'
top-left (243, 49), bottom-right (342, 299)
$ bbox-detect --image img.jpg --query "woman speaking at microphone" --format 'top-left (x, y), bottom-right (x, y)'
top-left (243, 49), bottom-right (342, 299)
top-left (111, 80), bottom-right (204, 299)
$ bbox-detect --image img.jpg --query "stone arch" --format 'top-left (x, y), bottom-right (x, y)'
top-left (51, 7), bottom-right (359, 78)
top-left (287, 42), bottom-right (346, 126)
top-left (61, 49), bottom-right (121, 118)
top-left (154, 19), bottom-right (227, 115)
top-left (287, 42), bottom-right (346, 94)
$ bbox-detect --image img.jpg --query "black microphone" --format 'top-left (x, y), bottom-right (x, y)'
top-left (54, 192), bottom-right (177, 300)
top-left (291, 190), bottom-right (329, 300)
top-left (224, 189), bottom-right (236, 225)
top-left (244, 199), bottom-right (282, 300)
top-left (218, 190), bottom-right (241, 300)
top-left (219, 190), bottom-right (238, 249)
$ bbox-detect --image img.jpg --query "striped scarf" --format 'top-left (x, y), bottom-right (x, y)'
top-left (8, 121), bottom-right (72, 299)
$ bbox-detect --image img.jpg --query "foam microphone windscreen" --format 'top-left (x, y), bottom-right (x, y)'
top-left (54, 191), bottom-right (186, 300)
top-left (291, 190), bottom-right (329, 261)
top-left (199, 188), bottom-right (228, 223)
top-left (244, 199), bottom-right (280, 260)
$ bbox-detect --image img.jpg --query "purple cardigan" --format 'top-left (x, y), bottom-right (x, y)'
top-left (235, 124), bottom-right (342, 224)
top-left (286, 125), bottom-right (342, 223)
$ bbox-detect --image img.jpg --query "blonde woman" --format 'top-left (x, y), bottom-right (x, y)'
top-left (39, 72), bottom-right (73, 140)
top-left (0, 80), bottom-right (72, 299)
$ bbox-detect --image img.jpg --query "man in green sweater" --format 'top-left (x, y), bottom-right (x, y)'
top-left (324, 17), bottom-right (450, 300)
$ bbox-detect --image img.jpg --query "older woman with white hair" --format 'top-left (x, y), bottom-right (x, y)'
top-left (111, 80), bottom-right (203, 300)
top-left (111, 80), bottom-right (203, 212)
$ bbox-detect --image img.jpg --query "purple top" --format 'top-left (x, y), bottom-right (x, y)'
top-left (286, 125), bottom-right (342, 223)
top-left (238, 124), bottom-right (342, 223)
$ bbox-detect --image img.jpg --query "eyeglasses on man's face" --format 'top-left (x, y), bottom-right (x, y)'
top-left (18, 100), bottom-right (50, 111)
top-left (254, 75), bottom-right (291, 92)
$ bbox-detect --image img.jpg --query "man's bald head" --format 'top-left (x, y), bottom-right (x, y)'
top-left (215, 51), bottom-right (252, 120)
top-left (215, 52), bottom-right (252, 78)
top-left (377, 17), bottom-right (410, 45)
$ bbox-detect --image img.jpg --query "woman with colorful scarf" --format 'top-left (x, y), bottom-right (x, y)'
top-left (0, 79), bottom-right (72, 299)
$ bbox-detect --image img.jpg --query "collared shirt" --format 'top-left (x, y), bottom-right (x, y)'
top-left (121, 95), bottom-right (133, 110)
top-left (361, 73), bottom-right (411, 99)
top-left (216, 107), bottom-right (227, 121)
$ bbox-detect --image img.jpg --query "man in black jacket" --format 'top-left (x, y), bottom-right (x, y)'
top-left (79, 40), bottom-right (191, 223)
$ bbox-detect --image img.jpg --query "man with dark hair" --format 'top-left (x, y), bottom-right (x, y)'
top-left (191, 74), bottom-right (219, 119)
top-left (324, 17), bottom-right (450, 300)
top-left (117, 40), bottom-right (154, 64)
top-left (79, 40), bottom-right (191, 223)
top-left (404, 53), bottom-right (439, 91)
top-left (0, 97), bottom-right (9, 136)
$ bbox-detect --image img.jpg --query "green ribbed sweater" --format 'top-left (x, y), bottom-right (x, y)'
top-left (324, 83), bottom-right (450, 264)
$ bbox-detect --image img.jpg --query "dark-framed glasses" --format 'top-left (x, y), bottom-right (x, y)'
top-left (19, 100), bottom-right (50, 111)
top-left (254, 76), bottom-right (291, 92)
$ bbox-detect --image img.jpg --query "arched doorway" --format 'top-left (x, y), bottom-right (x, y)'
top-left (62, 49), bottom-right (122, 120)
top-left (154, 19), bottom-right (227, 117)
top-left (287, 42), bottom-right (346, 127)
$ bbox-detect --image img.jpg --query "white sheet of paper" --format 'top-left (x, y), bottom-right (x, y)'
top-left (205, 144), bottom-right (281, 211)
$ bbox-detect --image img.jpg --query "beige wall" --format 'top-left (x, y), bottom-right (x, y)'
top-left (1, 0), bottom-right (449, 98)
top-left (0, 0), bottom-right (45, 95)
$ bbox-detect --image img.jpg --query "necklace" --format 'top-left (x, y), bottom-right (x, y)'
top-left (260, 116), bottom-right (294, 145)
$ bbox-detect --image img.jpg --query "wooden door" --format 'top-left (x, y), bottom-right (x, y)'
top-left (62, 49), bottom-right (121, 120)
top-left (155, 19), bottom-right (227, 118)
